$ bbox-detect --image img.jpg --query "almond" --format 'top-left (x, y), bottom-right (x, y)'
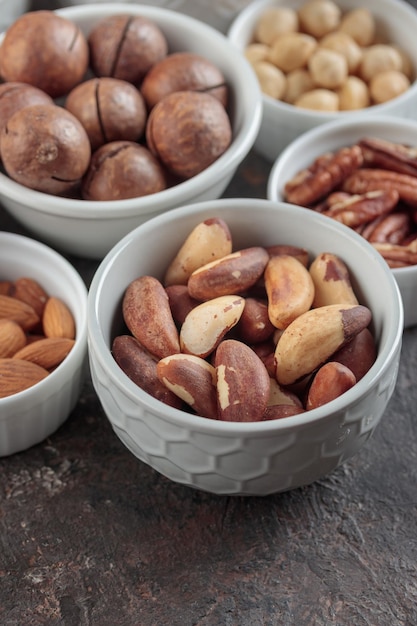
top-left (0, 294), bottom-right (40, 330)
top-left (42, 297), bottom-right (76, 339)
top-left (0, 319), bottom-right (27, 358)
top-left (13, 337), bottom-right (74, 370)
top-left (0, 358), bottom-right (49, 398)
top-left (10, 277), bottom-right (49, 318)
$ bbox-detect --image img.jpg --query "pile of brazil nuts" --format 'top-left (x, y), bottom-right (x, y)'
top-left (0, 10), bottom-right (231, 199)
top-left (245, 0), bottom-right (413, 111)
top-left (0, 277), bottom-right (76, 398)
top-left (282, 136), bottom-right (417, 268)
top-left (112, 217), bottom-right (377, 422)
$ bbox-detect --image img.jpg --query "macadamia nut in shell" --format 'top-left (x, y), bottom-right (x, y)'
top-left (88, 14), bottom-right (168, 85)
top-left (141, 52), bottom-right (228, 110)
top-left (82, 141), bottom-right (166, 201)
top-left (65, 77), bottom-right (147, 151)
top-left (146, 91), bottom-right (232, 180)
top-left (0, 11), bottom-right (89, 99)
top-left (0, 104), bottom-right (91, 195)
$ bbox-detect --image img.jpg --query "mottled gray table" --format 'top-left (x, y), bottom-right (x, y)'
top-left (1, 2), bottom-right (417, 625)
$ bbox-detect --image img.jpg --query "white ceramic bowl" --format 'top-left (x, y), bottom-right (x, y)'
top-left (228, 0), bottom-right (417, 162)
top-left (87, 198), bottom-right (403, 496)
top-left (0, 232), bottom-right (88, 456)
top-left (267, 115), bottom-right (417, 329)
top-left (0, 3), bottom-right (262, 259)
top-left (0, 0), bottom-right (29, 33)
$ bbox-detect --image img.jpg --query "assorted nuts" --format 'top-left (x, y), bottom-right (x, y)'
top-left (281, 136), bottom-right (417, 267)
top-left (0, 277), bottom-right (76, 398)
top-left (246, 0), bottom-right (413, 111)
top-left (0, 10), bottom-right (232, 198)
top-left (112, 217), bottom-right (377, 422)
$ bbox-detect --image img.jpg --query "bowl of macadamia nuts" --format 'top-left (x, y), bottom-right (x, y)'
top-left (0, 231), bottom-right (88, 456)
top-left (0, 4), bottom-right (262, 259)
top-left (267, 115), bottom-right (417, 329)
top-left (228, 0), bottom-right (417, 162)
top-left (87, 197), bottom-right (403, 496)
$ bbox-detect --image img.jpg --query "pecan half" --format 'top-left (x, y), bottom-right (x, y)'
top-left (360, 137), bottom-right (417, 177)
top-left (361, 210), bottom-right (412, 244)
top-left (342, 169), bottom-right (417, 207)
top-left (372, 240), bottom-right (417, 267)
top-left (322, 189), bottom-right (399, 227)
top-left (284, 145), bottom-right (363, 206)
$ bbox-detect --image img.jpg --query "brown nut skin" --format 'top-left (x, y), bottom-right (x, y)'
top-left (165, 285), bottom-right (199, 326)
top-left (1, 103), bottom-right (91, 195)
top-left (65, 78), bottom-right (147, 151)
top-left (112, 335), bottom-right (183, 409)
top-left (0, 82), bottom-right (53, 138)
top-left (0, 11), bottom-right (89, 99)
top-left (146, 90), bottom-right (232, 180)
top-left (81, 141), bottom-right (166, 201)
top-left (157, 353), bottom-right (218, 419)
top-left (215, 339), bottom-right (270, 422)
top-left (331, 327), bottom-right (376, 381)
top-left (235, 297), bottom-right (275, 344)
top-left (141, 52), bottom-right (228, 110)
top-left (88, 14), bottom-right (168, 85)
top-left (188, 247), bottom-right (270, 301)
top-left (306, 361), bottom-right (357, 410)
top-left (122, 276), bottom-right (180, 360)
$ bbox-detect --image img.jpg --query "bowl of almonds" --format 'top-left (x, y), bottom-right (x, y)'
top-left (228, 0), bottom-right (417, 162)
top-left (0, 3), bottom-right (262, 259)
top-left (87, 197), bottom-right (403, 495)
top-left (0, 232), bottom-right (88, 456)
top-left (267, 115), bottom-right (417, 328)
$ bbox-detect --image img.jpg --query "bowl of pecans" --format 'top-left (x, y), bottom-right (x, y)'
top-left (228, 0), bottom-right (417, 162)
top-left (87, 197), bottom-right (402, 495)
top-left (0, 232), bottom-right (88, 456)
top-left (267, 115), bottom-right (417, 328)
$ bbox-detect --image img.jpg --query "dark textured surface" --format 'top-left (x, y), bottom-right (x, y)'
top-left (1, 2), bottom-right (417, 625)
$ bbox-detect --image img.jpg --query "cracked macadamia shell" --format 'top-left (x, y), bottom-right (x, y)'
top-left (141, 52), bottom-right (228, 110)
top-left (65, 77), bottom-right (147, 151)
top-left (81, 141), bottom-right (167, 201)
top-left (146, 91), bottom-right (232, 179)
top-left (88, 14), bottom-right (168, 85)
top-left (0, 11), bottom-right (89, 99)
top-left (0, 82), bottom-right (53, 136)
top-left (0, 103), bottom-right (91, 195)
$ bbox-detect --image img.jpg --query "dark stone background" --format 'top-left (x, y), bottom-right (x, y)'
top-left (1, 2), bottom-right (417, 624)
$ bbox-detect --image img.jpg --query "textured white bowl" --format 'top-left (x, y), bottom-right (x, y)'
top-left (228, 0), bottom-right (417, 162)
top-left (0, 3), bottom-right (262, 259)
top-left (87, 198), bottom-right (403, 496)
top-left (267, 115), bottom-right (417, 329)
top-left (0, 232), bottom-right (88, 456)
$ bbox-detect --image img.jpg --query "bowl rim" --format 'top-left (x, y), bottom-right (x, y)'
top-left (0, 231), bottom-right (88, 410)
top-left (87, 197), bottom-right (403, 435)
top-left (227, 0), bottom-right (417, 119)
top-left (266, 113), bottom-right (417, 276)
top-left (0, 3), bottom-right (263, 219)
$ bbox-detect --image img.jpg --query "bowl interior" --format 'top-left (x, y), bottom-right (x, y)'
top-left (88, 198), bottom-right (403, 434)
